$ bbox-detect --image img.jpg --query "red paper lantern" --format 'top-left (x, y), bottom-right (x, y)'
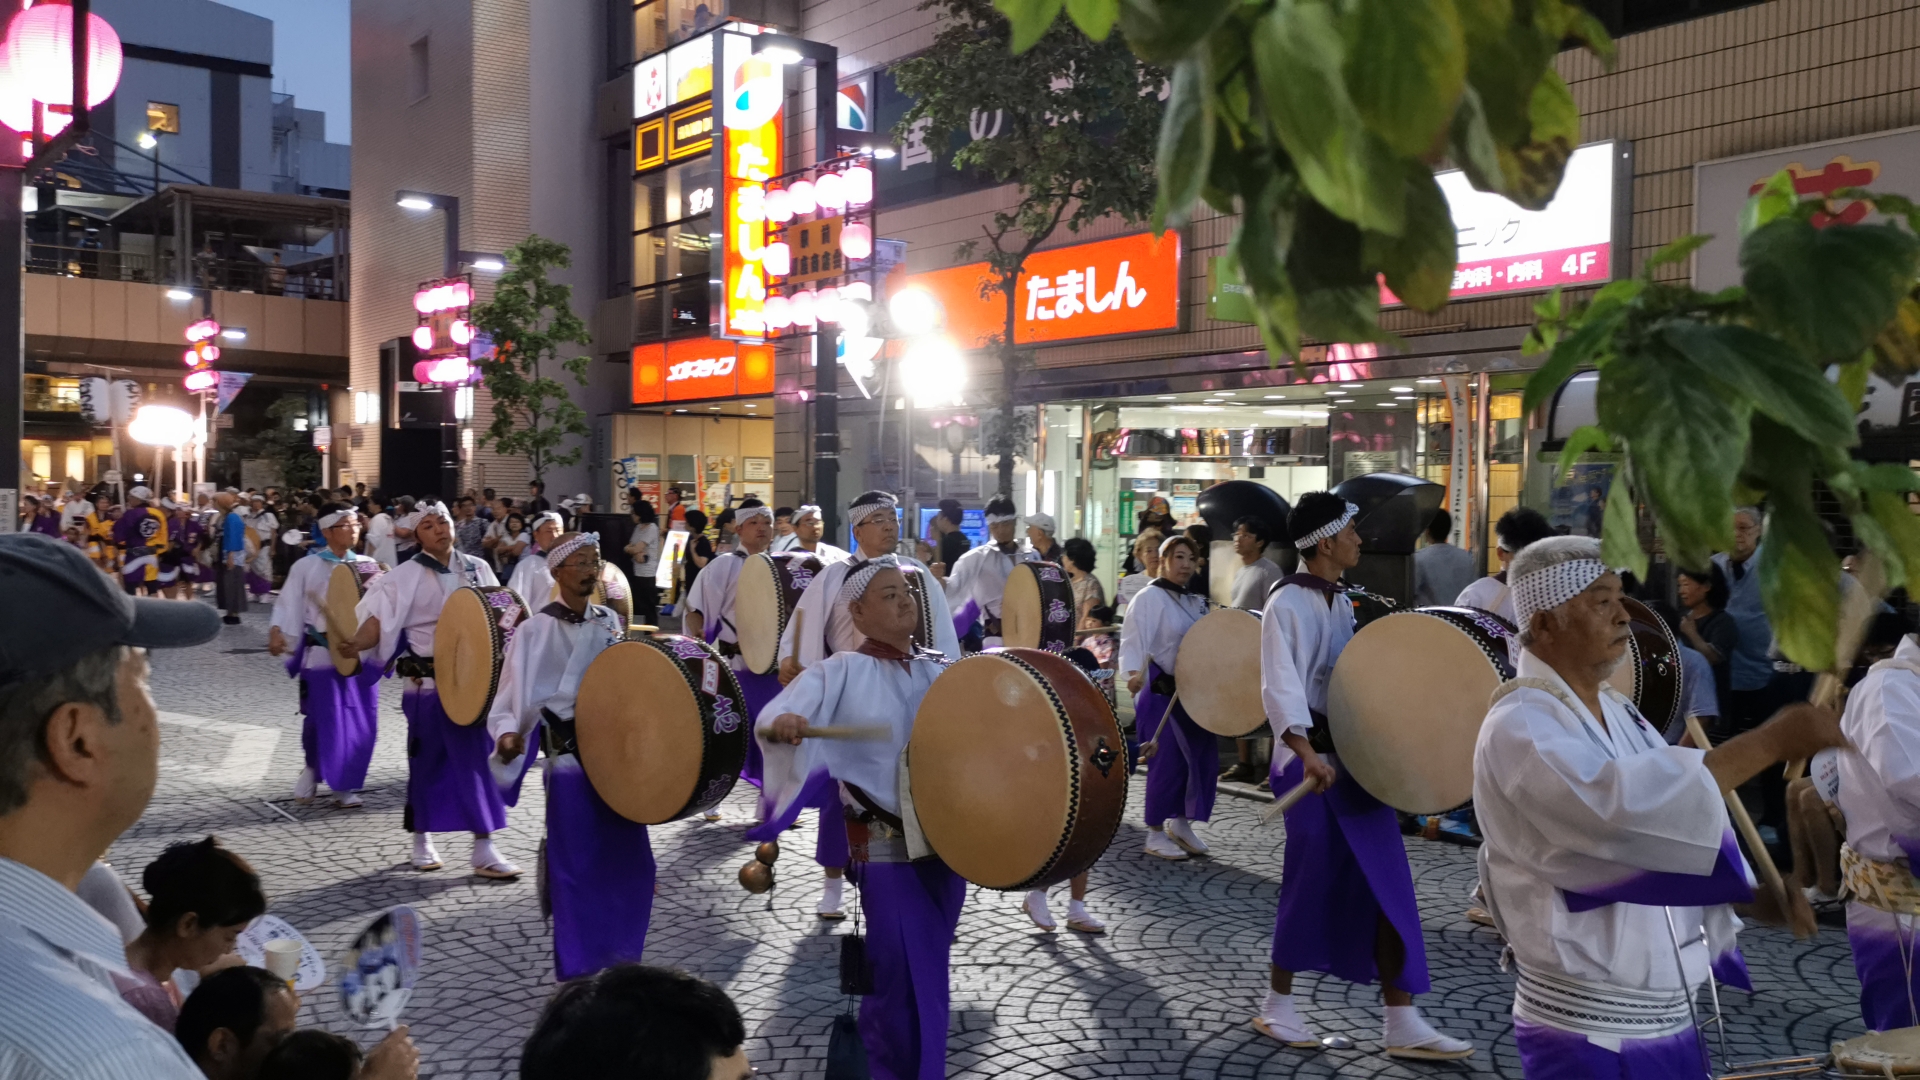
top-left (7, 3), bottom-right (122, 109)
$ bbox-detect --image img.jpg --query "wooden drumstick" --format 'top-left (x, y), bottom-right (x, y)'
top-left (1139, 688), bottom-right (1179, 761)
top-left (1787, 552), bottom-right (1887, 781)
top-left (759, 724), bottom-right (890, 742)
top-left (1259, 777), bottom-right (1319, 825)
top-left (1686, 713), bottom-right (1815, 939)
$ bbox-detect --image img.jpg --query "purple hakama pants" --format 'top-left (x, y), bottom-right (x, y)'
top-left (401, 684), bottom-right (508, 835)
top-left (545, 760), bottom-right (654, 981)
top-left (1847, 907), bottom-right (1920, 1032)
top-left (1138, 664), bottom-right (1216, 826)
top-left (850, 856), bottom-right (966, 1080)
top-left (1269, 755), bottom-right (1430, 993)
top-left (736, 667), bottom-right (783, 789)
top-left (1513, 1019), bottom-right (1708, 1078)
top-left (293, 656), bottom-right (382, 792)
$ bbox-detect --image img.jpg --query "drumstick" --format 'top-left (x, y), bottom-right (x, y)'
top-left (1139, 689), bottom-right (1179, 761)
top-left (1787, 553), bottom-right (1887, 781)
top-left (1259, 777), bottom-right (1319, 825)
top-left (1073, 625), bottom-right (1118, 638)
top-left (1686, 713), bottom-right (1815, 940)
top-left (759, 725), bottom-right (891, 742)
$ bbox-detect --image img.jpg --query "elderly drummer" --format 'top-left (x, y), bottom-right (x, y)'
top-left (267, 503), bottom-right (382, 809)
top-left (1121, 533), bottom-right (1214, 861)
top-left (486, 533), bottom-right (649, 980)
top-left (1475, 536), bottom-right (1842, 1077)
top-left (1254, 491), bottom-right (1470, 1058)
top-left (340, 502), bottom-right (521, 879)
top-left (945, 495), bottom-right (1022, 649)
top-left (507, 511), bottom-right (567, 605)
top-left (771, 503), bottom-right (850, 560)
top-left (682, 499), bottom-right (781, 798)
top-left (756, 556), bottom-right (962, 1080)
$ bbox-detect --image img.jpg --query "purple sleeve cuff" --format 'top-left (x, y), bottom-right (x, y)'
top-left (953, 599), bottom-right (980, 640)
top-left (1712, 947), bottom-right (1753, 992)
top-left (1562, 829), bottom-right (1755, 912)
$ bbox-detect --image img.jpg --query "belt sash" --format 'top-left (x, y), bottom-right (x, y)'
top-left (1511, 965), bottom-right (1694, 1041)
top-left (1841, 843), bottom-right (1920, 916)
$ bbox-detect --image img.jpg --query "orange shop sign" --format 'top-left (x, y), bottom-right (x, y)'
top-left (904, 231), bottom-right (1181, 349)
top-left (631, 337), bottom-right (775, 403)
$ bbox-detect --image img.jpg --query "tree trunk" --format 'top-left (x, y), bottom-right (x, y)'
top-left (998, 271), bottom-right (1020, 499)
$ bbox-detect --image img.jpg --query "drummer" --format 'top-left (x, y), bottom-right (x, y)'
top-left (487, 532), bottom-right (651, 980)
top-left (507, 511), bottom-right (567, 605)
top-left (1120, 534), bottom-right (1214, 861)
top-left (682, 499), bottom-right (781, 793)
top-left (944, 496), bottom-right (1021, 649)
top-left (340, 502), bottom-right (521, 879)
top-left (771, 504), bottom-right (851, 560)
top-left (266, 503), bottom-right (382, 809)
top-left (1455, 507), bottom-right (1555, 624)
top-left (755, 557), bottom-right (962, 1080)
top-left (1256, 492), bottom-right (1471, 1059)
top-left (1475, 536), bottom-right (1841, 1076)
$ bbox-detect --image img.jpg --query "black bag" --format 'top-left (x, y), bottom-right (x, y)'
top-left (824, 1013), bottom-right (870, 1080)
top-left (838, 934), bottom-right (873, 996)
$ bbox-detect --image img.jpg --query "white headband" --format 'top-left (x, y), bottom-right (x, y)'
top-left (547, 532), bottom-right (600, 567)
top-left (1293, 501), bottom-right (1359, 549)
top-left (984, 512), bottom-right (1018, 526)
top-left (1511, 558), bottom-right (1610, 633)
top-left (418, 502), bottom-right (455, 525)
top-left (530, 511), bottom-right (564, 533)
top-left (838, 555), bottom-right (901, 606)
top-left (793, 504), bottom-right (822, 524)
top-left (734, 505), bottom-right (773, 527)
top-left (318, 508), bottom-right (359, 530)
top-left (847, 497), bottom-right (897, 528)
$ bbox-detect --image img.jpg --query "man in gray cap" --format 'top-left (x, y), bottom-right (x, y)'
top-left (0, 532), bottom-right (220, 1078)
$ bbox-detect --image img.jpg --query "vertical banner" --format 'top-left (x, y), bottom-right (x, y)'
top-left (713, 31), bottom-right (784, 342)
top-left (1443, 375), bottom-right (1473, 549)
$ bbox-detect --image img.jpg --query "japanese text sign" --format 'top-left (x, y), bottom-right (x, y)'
top-left (904, 231), bottom-right (1182, 349)
top-left (632, 337), bottom-right (775, 403)
top-left (713, 30), bottom-right (783, 342)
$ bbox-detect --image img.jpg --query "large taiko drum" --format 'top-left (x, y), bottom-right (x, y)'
top-left (1605, 596), bottom-right (1683, 735)
top-left (574, 634), bottom-right (749, 824)
top-left (1000, 561), bottom-right (1076, 653)
top-left (434, 585), bottom-right (531, 726)
top-left (909, 648), bottom-right (1127, 890)
top-left (1175, 607), bottom-right (1267, 736)
top-left (736, 552), bottom-right (823, 674)
top-left (1327, 606), bottom-right (1518, 814)
top-left (900, 564), bottom-right (939, 653)
top-left (323, 561), bottom-right (383, 676)
top-left (1832, 1027), bottom-right (1920, 1074)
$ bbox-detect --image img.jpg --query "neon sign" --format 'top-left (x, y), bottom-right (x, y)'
top-left (182, 319), bottom-right (220, 393)
top-left (412, 275), bottom-right (477, 385)
top-left (712, 30), bottom-right (783, 343)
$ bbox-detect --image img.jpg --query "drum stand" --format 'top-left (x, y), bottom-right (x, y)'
top-left (1664, 909), bottom-right (1831, 1078)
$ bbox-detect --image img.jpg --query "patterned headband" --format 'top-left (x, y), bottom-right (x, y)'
top-left (793, 504), bottom-right (822, 523)
top-left (847, 497), bottom-right (898, 528)
top-left (529, 511), bottom-right (564, 533)
top-left (418, 502), bottom-right (455, 525)
top-left (317, 509), bottom-right (359, 530)
top-left (1511, 558), bottom-right (1610, 632)
top-left (1293, 501), bottom-right (1359, 549)
top-left (984, 512), bottom-right (1018, 526)
top-left (838, 555), bottom-right (901, 606)
top-left (734, 505), bottom-right (773, 526)
top-left (548, 532), bottom-right (600, 567)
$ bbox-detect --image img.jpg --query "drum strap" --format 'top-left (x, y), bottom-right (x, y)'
top-left (1840, 843), bottom-right (1920, 915)
top-left (844, 783), bottom-right (904, 831)
top-left (539, 707), bottom-right (578, 760)
top-left (393, 654), bottom-right (436, 680)
top-left (303, 627), bottom-right (330, 650)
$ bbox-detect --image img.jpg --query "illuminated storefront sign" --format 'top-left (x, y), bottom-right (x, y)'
top-left (904, 230), bottom-right (1183, 348)
top-left (412, 276), bottom-right (477, 385)
top-left (712, 29), bottom-right (784, 342)
top-left (667, 100), bottom-right (714, 159)
top-left (631, 337), bottom-right (775, 402)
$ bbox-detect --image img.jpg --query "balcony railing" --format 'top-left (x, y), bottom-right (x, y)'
top-left (25, 243), bottom-right (343, 301)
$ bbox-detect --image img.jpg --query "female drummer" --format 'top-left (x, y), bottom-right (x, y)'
top-left (1119, 534), bottom-right (1214, 861)
top-left (1256, 492), bottom-right (1470, 1059)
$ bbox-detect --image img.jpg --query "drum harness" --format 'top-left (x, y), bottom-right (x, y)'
top-left (390, 552), bottom-right (486, 680)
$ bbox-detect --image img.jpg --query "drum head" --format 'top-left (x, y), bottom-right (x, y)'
top-left (1001, 564), bottom-right (1045, 648)
top-left (323, 563), bottom-right (367, 676)
top-left (735, 554), bottom-right (784, 675)
top-left (598, 563), bottom-right (633, 625)
top-left (434, 586), bottom-right (526, 727)
top-left (1834, 1027), bottom-right (1920, 1074)
top-left (575, 639), bottom-right (713, 824)
top-left (1328, 609), bottom-right (1513, 813)
top-left (1176, 608), bottom-right (1266, 736)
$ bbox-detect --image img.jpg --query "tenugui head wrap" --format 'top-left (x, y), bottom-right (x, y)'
top-left (734, 504), bottom-right (773, 527)
top-left (1511, 558), bottom-right (1611, 633)
top-left (529, 511), bottom-right (564, 534)
top-left (1292, 500), bottom-right (1358, 550)
top-left (839, 555), bottom-right (902, 607)
top-left (793, 504), bottom-right (822, 524)
top-left (984, 511), bottom-right (1019, 526)
top-left (317, 508), bottom-right (359, 530)
top-left (418, 502), bottom-right (455, 525)
top-left (847, 494), bottom-right (898, 528)
top-left (547, 532), bottom-right (600, 567)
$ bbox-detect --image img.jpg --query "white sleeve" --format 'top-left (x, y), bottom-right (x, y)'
top-left (755, 656), bottom-right (850, 821)
top-left (475, 558), bottom-right (500, 587)
top-left (1260, 588), bottom-right (1315, 739)
top-left (944, 547), bottom-right (978, 606)
top-left (271, 558), bottom-right (313, 637)
top-left (354, 566), bottom-right (409, 665)
top-left (485, 617), bottom-right (549, 744)
top-left (684, 559), bottom-right (717, 617)
top-left (1118, 588), bottom-right (1158, 676)
top-left (1857, 677), bottom-right (1920, 820)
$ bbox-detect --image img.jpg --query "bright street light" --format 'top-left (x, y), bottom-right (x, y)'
top-left (165, 287), bottom-right (193, 301)
top-left (221, 327), bottom-right (246, 341)
top-left (127, 404), bottom-right (194, 447)
top-left (396, 196), bottom-right (435, 211)
top-left (888, 287), bottom-right (943, 337)
top-left (467, 254), bottom-right (505, 272)
top-left (900, 337), bottom-right (966, 407)
top-left (137, 131), bottom-right (156, 150)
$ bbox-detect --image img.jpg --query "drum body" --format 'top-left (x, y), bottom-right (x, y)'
top-left (909, 648), bottom-right (1127, 890)
top-left (1176, 607), bottom-right (1267, 736)
top-left (736, 552), bottom-right (822, 674)
top-left (901, 565), bottom-right (938, 653)
top-left (433, 585), bottom-right (530, 726)
top-left (595, 563), bottom-right (634, 626)
top-left (1000, 561), bottom-right (1076, 652)
top-left (1605, 596), bottom-right (1682, 734)
top-left (1834, 1026), bottom-right (1920, 1075)
top-left (575, 634), bottom-right (749, 824)
top-left (323, 561), bottom-right (383, 676)
top-left (1327, 606), bottom-right (1517, 814)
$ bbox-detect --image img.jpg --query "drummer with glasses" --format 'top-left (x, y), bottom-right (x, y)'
top-left (487, 533), bottom-right (652, 980)
top-left (339, 503), bottom-right (521, 879)
top-left (1256, 491), bottom-right (1472, 1059)
top-left (756, 557), bottom-right (962, 1080)
top-left (682, 500), bottom-right (782, 804)
top-left (944, 495), bottom-right (1021, 650)
top-left (1474, 536), bottom-right (1842, 1077)
top-left (1120, 534), bottom-right (1214, 862)
top-left (267, 503), bottom-right (382, 810)
top-left (507, 511), bottom-right (567, 607)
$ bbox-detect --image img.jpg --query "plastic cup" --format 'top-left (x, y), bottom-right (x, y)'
top-left (263, 939), bottom-right (302, 982)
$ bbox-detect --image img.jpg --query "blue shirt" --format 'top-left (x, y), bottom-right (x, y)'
top-left (1681, 643), bottom-right (1720, 721)
top-left (0, 857), bottom-right (202, 1080)
top-left (1712, 549), bottom-right (1773, 691)
top-left (221, 511), bottom-right (248, 556)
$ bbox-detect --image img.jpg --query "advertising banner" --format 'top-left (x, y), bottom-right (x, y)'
top-left (903, 230), bottom-right (1182, 349)
top-left (631, 338), bottom-right (775, 403)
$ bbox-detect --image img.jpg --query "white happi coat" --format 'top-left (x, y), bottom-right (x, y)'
top-left (945, 542), bottom-right (1019, 647)
top-left (1836, 635), bottom-right (1920, 935)
top-left (1474, 650), bottom-right (1747, 1036)
top-left (354, 551), bottom-right (498, 669)
top-left (486, 602), bottom-right (626, 747)
top-left (772, 533), bottom-right (851, 560)
top-left (271, 549), bottom-right (380, 671)
top-left (776, 553), bottom-right (960, 670)
top-left (1259, 579), bottom-right (1355, 766)
top-left (507, 550), bottom-right (554, 610)
top-left (1456, 574), bottom-right (1514, 624)
top-left (683, 549), bottom-right (753, 668)
top-left (757, 650), bottom-right (946, 821)
top-left (1116, 579), bottom-right (1208, 682)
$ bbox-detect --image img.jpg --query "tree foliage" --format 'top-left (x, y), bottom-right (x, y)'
top-left (892, 0), bottom-right (1163, 496)
top-left (243, 394), bottom-right (321, 491)
top-left (467, 235), bottom-right (594, 486)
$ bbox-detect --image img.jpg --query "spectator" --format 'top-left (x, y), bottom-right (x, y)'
top-left (479, 488), bottom-right (498, 521)
top-left (453, 498), bottom-right (488, 562)
top-left (772, 506), bottom-right (795, 545)
top-left (625, 500), bottom-right (662, 629)
top-left (713, 508), bottom-right (738, 552)
top-left (520, 964), bottom-right (750, 1080)
top-left (662, 487), bottom-right (688, 530)
top-left (118, 837), bottom-right (268, 1031)
top-left (1184, 523), bottom-right (1213, 598)
top-left (1227, 516), bottom-right (1283, 611)
top-left (1411, 509), bottom-right (1474, 608)
top-left (1061, 537), bottom-right (1104, 623)
top-left (1649, 601), bottom-right (1723, 745)
top-left (0, 532), bottom-right (220, 1079)
top-left (932, 498), bottom-right (969, 575)
top-left (364, 497), bottom-right (398, 569)
top-left (1027, 513), bottom-right (1063, 564)
top-left (1675, 563), bottom-right (1738, 724)
top-left (175, 967), bottom-right (298, 1080)
top-left (256, 1027), bottom-right (419, 1080)
top-left (679, 509), bottom-right (714, 603)
top-left (495, 512), bottom-right (531, 575)
top-left (218, 492), bottom-right (250, 624)
top-left (1712, 506), bottom-right (1773, 732)
top-left (1114, 531), bottom-right (1165, 611)
top-left (390, 497), bottom-right (421, 564)
top-left (1081, 603), bottom-right (1116, 667)
top-left (526, 481), bottom-right (553, 517)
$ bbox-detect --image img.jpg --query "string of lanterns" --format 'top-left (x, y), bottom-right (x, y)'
top-left (0, 2), bottom-right (123, 142)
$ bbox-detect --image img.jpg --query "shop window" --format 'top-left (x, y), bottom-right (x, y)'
top-left (23, 374), bottom-right (79, 413)
top-left (632, 159), bottom-right (713, 288)
top-left (633, 0), bottom-right (718, 59)
top-left (146, 102), bottom-right (180, 134)
top-left (409, 36), bottom-right (431, 102)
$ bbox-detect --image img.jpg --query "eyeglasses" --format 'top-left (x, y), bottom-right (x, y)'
top-left (558, 557), bottom-right (604, 574)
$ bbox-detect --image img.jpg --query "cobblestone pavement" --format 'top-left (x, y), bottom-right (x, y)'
top-left (111, 602), bottom-right (1872, 1078)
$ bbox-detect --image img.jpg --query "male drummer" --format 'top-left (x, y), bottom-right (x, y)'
top-left (757, 557), bottom-right (961, 1080)
top-left (507, 511), bottom-right (567, 604)
top-left (1256, 491), bottom-right (1471, 1058)
top-left (683, 499), bottom-right (782, 793)
top-left (776, 490), bottom-right (960, 919)
top-left (1475, 536), bottom-right (1841, 1075)
top-left (267, 503), bottom-right (382, 809)
top-left (1120, 534), bottom-right (1214, 861)
top-left (341, 503), bottom-right (521, 879)
top-left (114, 485), bottom-right (170, 596)
top-left (487, 532), bottom-right (652, 980)
top-left (1455, 506), bottom-right (1555, 624)
top-left (772, 504), bottom-right (851, 561)
top-left (944, 496), bottom-right (1021, 649)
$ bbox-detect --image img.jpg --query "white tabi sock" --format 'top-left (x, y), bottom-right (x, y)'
top-left (820, 876), bottom-right (844, 910)
top-left (1257, 991), bottom-right (1315, 1041)
top-left (1067, 898), bottom-right (1092, 920)
top-left (1384, 1004), bottom-right (1456, 1048)
top-left (472, 836), bottom-right (504, 868)
top-left (412, 833), bottom-right (439, 864)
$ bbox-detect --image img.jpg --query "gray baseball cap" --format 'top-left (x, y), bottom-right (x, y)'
top-left (0, 532), bottom-right (220, 683)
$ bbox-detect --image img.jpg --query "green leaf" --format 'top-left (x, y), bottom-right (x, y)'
top-left (996, 0), bottom-right (1065, 52)
top-left (1252, 0), bottom-right (1405, 235)
top-left (1064, 0), bottom-right (1118, 39)
top-left (1600, 470), bottom-right (1648, 579)
top-left (1554, 423), bottom-right (1615, 480)
top-left (1115, 0), bottom-right (1238, 64)
top-left (1658, 321), bottom-right (1858, 448)
top-left (1446, 84), bottom-right (1506, 196)
top-left (1837, 352), bottom-right (1873, 410)
top-left (1867, 489), bottom-right (1920, 591)
top-left (1501, 69), bottom-right (1580, 211)
top-left (1152, 54), bottom-right (1214, 232)
top-left (1872, 292), bottom-right (1920, 378)
top-left (1642, 233), bottom-right (1712, 275)
top-left (1739, 170), bottom-right (1799, 238)
top-left (1595, 345), bottom-right (1748, 567)
top-left (1743, 218), bottom-right (1920, 361)
top-left (1591, 278), bottom-right (1647, 306)
top-left (1520, 305), bottom-right (1624, 414)
top-left (1344, 0), bottom-right (1466, 158)
top-left (1857, 461), bottom-right (1920, 494)
top-left (1297, 283), bottom-right (1391, 347)
top-left (1363, 162), bottom-right (1456, 311)
top-left (1455, 0), bottom-right (1554, 146)
top-left (1758, 496), bottom-right (1841, 672)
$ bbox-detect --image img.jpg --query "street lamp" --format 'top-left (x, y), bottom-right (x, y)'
top-left (128, 403), bottom-right (192, 495)
top-left (393, 189), bottom-right (506, 277)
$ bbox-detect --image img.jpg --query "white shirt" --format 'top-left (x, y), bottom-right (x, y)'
top-left (1115, 572), bottom-right (1153, 611)
top-left (758, 650), bottom-right (946, 819)
top-left (507, 550), bottom-right (554, 609)
top-left (777, 552), bottom-right (960, 670)
top-left (772, 535), bottom-right (850, 561)
top-left (0, 858), bottom-right (202, 1080)
top-left (366, 513), bottom-right (398, 568)
top-left (1474, 650), bottom-right (1747, 1000)
top-left (486, 604), bottom-right (625, 746)
top-left (1837, 635), bottom-right (1920, 866)
top-left (271, 549), bottom-right (380, 670)
top-left (1456, 575), bottom-right (1513, 624)
top-left (946, 542), bottom-right (1018, 624)
top-left (684, 550), bottom-right (753, 667)
top-left (1258, 579), bottom-right (1354, 749)
top-left (1117, 579), bottom-right (1208, 679)
top-left (1228, 557), bottom-right (1283, 610)
top-left (627, 523), bottom-right (662, 577)
top-left (354, 551), bottom-right (498, 667)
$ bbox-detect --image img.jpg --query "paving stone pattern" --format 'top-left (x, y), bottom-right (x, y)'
top-left (114, 605), bottom-right (1872, 1078)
